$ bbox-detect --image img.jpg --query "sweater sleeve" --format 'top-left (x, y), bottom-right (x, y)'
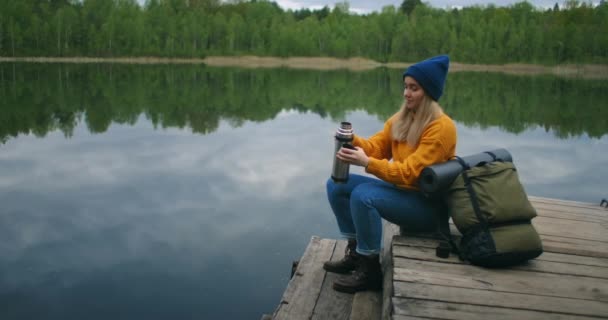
top-left (365, 118), bottom-right (456, 189)
top-left (352, 118), bottom-right (393, 160)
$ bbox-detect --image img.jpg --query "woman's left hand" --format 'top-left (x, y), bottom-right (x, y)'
top-left (336, 146), bottom-right (370, 168)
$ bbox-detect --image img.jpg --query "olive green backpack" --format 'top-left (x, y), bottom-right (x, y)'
top-left (439, 156), bottom-right (543, 267)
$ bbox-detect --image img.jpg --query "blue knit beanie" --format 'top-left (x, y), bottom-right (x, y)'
top-left (403, 55), bottom-right (450, 101)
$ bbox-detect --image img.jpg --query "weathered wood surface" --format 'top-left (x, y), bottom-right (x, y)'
top-left (270, 236), bottom-right (382, 320)
top-left (267, 196), bottom-right (608, 320)
top-left (387, 197), bottom-right (608, 320)
top-left (350, 291), bottom-right (382, 320)
top-left (312, 240), bottom-right (353, 320)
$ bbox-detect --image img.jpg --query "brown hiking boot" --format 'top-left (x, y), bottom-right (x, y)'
top-left (332, 254), bottom-right (382, 294)
top-left (323, 239), bottom-right (359, 274)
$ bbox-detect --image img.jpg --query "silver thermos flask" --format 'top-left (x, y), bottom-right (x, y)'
top-left (331, 122), bottom-right (354, 183)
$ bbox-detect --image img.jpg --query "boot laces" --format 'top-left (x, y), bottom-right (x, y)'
top-left (352, 258), bottom-right (370, 280)
top-left (352, 269), bottom-right (366, 280)
top-left (344, 242), bottom-right (359, 260)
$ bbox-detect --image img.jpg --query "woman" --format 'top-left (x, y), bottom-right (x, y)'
top-left (324, 55), bottom-right (457, 293)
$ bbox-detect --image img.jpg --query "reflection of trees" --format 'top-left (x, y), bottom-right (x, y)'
top-left (443, 73), bottom-right (608, 138)
top-left (0, 63), bottom-right (607, 144)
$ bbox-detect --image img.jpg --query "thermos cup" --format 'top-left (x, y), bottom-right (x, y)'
top-left (331, 122), bottom-right (354, 183)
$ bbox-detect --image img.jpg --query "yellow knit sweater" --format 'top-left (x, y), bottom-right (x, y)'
top-left (353, 113), bottom-right (457, 190)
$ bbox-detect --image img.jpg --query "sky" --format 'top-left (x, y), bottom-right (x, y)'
top-left (136, 1), bottom-right (599, 13)
top-left (273, 0), bottom-right (565, 13)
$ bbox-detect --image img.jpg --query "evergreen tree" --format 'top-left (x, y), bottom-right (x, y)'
top-left (0, 0), bottom-right (606, 65)
top-left (400, 0), bottom-right (422, 16)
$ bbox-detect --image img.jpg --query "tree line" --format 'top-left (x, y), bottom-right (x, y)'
top-left (0, 0), bottom-right (607, 64)
top-left (1, 62), bottom-right (607, 144)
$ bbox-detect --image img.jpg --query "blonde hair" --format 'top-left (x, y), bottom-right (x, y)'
top-left (391, 95), bottom-right (443, 146)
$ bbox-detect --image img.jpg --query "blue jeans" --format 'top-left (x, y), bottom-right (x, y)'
top-left (326, 174), bottom-right (442, 255)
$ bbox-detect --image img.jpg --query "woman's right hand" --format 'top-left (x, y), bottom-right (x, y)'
top-left (337, 146), bottom-right (370, 168)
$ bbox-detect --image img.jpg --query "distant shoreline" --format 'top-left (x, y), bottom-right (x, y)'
top-left (1, 56), bottom-right (607, 79)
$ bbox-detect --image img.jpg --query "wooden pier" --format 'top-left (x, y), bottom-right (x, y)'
top-left (264, 196), bottom-right (608, 320)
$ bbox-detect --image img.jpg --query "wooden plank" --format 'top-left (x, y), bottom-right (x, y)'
top-left (534, 206), bottom-right (607, 224)
top-left (393, 235), bottom-right (608, 267)
top-left (440, 219), bottom-right (608, 258)
top-left (516, 258), bottom-right (608, 279)
top-left (529, 196), bottom-right (606, 211)
top-left (393, 281), bottom-right (608, 317)
top-left (381, 221), bottom-right (400, 265)
top-left (391, 314), bottom-right (436, 320)
top-left (533, 202), bottom-right (608, 222)
top-left (542, 235), bottom-right (608, 258)
top-left (393, 260), bottom-right (608, 302)
top-left (274, 237), bottom-right (336, 320)
top-left (394, 227), bottom-right (608, 259)
top-left (392, 315), bottom-right (435, 320)
top-left (533, 199), bottom-right (608, 216)
top-left (388, 197), bottom-right (608, 319)
top-left (311, 240), bottom-right (354, 320)
top-left (350, 291), bottom-right (382, 320)
top-left (396, 218), bottom-right (608, 258)
top-left (394, 243), bottom-right (464, 265)
top-left (392, 243), bottom-right (608, 279)
top-left (538, 251), bottom-right (608, 268)
top-left (382, 249), bottom-right (394, 320)
top-left (533, 204), bottom-right (608, 220)
top-left (393, 236), bottom-right (443, 249)
top-left (392, 297), bottom-right (602, 320)
top-left (534, 217), bottom-right (608, 243)
top-left (381, 221), bottom-right (399, 320)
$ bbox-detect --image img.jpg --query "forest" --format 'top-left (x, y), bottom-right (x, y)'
top-left (1, 0), bottom-right (607, 65)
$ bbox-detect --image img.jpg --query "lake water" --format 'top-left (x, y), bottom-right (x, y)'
top-left (1, 63), bottom-right (607, 319)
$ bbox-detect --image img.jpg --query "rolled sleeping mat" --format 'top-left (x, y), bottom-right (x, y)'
top-left (419, 148), bottom-right (513, 194)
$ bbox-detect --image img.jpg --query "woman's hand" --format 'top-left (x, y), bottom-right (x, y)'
top-left (336, 146), bottom-right (370, 168)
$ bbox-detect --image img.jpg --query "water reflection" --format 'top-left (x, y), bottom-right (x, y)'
top-left (1, 63), bottom-right (607, 144)
top-left (0, 114), bottom-right (339, 319)
top-left (0, 63), bottom-right (607, 319)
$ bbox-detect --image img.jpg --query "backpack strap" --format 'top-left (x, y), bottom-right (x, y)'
top-left (455, 156), bottom-right (489, 228)
top-left (434, 207), bottom-right (461, 259)
top-left (484, 151), bottom-right (498, 162)
top-left (431, 158), bottom-right (462, 260)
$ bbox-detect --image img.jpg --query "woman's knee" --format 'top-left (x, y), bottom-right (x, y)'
top-left (326, 177), bottom-right (338, 196)
top-left (350, 183), bottom-right (375, 208)
top-left (327, 175), bottom-right (379, 203)
top-left (326, 178), bottom-right (347, 203)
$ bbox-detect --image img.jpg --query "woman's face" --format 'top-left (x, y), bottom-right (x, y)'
top-left (403, 76), bottom-right (425, 111)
